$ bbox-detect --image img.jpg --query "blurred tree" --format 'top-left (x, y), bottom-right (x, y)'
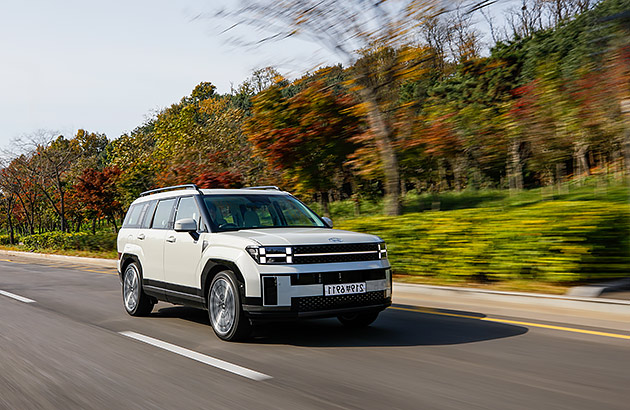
top-left (247, 78), bottom-right (362, 215)
top-left (213, 0), bottom-right (447, 215)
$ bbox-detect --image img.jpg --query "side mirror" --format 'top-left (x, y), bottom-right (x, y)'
top-left (322, 217), bottom-right (333, 228)
top-left (174, 218), bottom-right (197, 232)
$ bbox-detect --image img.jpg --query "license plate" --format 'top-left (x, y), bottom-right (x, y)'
top-left (324, 282), bottom-right (366, 296)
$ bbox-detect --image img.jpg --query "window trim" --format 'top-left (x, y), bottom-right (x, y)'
top-left (151, 198), bottom-right (177, 230)
top-left (174, 196), bottom-right (202, 232)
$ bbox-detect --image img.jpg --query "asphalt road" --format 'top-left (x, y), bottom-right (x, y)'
top-left (1, 256), bottom-right (629, 410)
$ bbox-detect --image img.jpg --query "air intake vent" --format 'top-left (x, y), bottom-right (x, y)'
top-left (262, 276), bottom-right (278, 306)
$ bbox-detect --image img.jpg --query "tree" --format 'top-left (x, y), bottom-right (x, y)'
top-left (74, 166), bottom-right (123, 232)
top-left (247, 78), bottom-right (362, 214)
top-left (0, 170), bottom-right (17, 244)
top-left (0, 155), bottom-right (39, 234)
top-left (17, 132), bottom-right (81, 232)
top-left (213, 0), bottom-right (447, 215)
top-left (152, 83), bottom-right (262, 186)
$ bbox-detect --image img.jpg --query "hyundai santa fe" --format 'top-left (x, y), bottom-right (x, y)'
top-left (117, 184), bottom-right (392, 341)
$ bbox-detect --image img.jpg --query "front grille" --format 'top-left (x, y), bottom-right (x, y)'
top-left (292, 291), bottom-right (387, 312)
top-left (291, 269), bottom-right (387, 285)
top-left (294, 243), bottom-right (378, 253)
top-left (292, 243), bottom-right (380, 264)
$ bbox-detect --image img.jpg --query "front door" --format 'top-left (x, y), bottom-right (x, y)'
top-left (163, 196), bottom-right (204, 292)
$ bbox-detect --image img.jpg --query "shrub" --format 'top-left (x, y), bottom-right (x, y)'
top-left (0, 234), bottom-right (20, 245)
top-left (22, 232), bottom-right (117, 252)
top-left (337, 200), bottom-right (630, 283)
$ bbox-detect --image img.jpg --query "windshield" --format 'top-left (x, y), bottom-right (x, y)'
top-left (203, 194), bottom-right (326, 232)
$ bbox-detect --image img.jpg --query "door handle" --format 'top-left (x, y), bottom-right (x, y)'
top-left (137, 234), bottom-right (145, 240)
top-left (166, 236), bottom-right (176, 243)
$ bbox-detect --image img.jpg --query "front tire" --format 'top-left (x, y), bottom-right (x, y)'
top-left (337, 311), bottom-right (379, 328)
top-left (208, 271), bottom-right (251, 341)
top-left (122, 262), bottom-right (154, 316)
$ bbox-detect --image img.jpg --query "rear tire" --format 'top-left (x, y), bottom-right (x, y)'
top-left (337, 311), bottom-right (379, 328)
top-left (208, 271), bottom-right (251, 341)
top-left (122, 262), bottom-right (154, 316)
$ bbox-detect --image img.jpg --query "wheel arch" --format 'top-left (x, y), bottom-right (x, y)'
top-left (119, 253), bottom-right (141, 282)
top-left (201, 259), bottom-right (246, 308)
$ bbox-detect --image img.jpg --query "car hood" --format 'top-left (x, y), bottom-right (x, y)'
top-left (219, 227), bottom-right (381, 246)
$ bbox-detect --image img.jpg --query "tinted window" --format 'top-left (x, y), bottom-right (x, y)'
top-left (151, 199), bottom-right (176, 230)
top-left (175, 197), bottom-right (200, 229)
top-left (123, 204), bottom-right (144, 228)
top-left (140, 200), bottom-right (158, 229)
top-left (203, 194), bottom-right (325, 232)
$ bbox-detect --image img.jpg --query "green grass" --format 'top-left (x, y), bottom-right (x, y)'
top-left (0, 244), bottom-right (117, 259)
top-left (309, 180), bottom-right (630, 222)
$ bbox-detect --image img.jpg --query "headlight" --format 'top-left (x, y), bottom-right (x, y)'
top-left (246, 246), bottom-right (293, 264)
top-left (378, 242), bottom-right (387, 259)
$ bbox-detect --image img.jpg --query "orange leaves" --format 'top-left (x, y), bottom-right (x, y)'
top-left (246, 79), bottom-right (362, 192)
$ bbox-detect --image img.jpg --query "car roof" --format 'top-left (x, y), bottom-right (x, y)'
top-left (131, 187), bottom-right (289, 204)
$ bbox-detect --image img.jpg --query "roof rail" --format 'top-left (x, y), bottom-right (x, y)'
top-left (140, 184), bottom-right (202, 197)
top-left (242, 186), bottom-right (281, 191)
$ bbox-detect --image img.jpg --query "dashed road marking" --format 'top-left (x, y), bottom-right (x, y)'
top-left (119, 331), bottom-right (273, 381)
top-left (0, 290), bottom-right (36, 304)
top-left (390, 306), bottom-right (630, 340)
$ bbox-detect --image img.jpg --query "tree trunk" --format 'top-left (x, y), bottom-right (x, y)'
top-left (438, 159), bottom-right (448, 192)
top-left (58, 188), bottom-right (67, 232)
top-left (319, 191), bottom-right (330, 218)
top-left (15, 193), bottom-right (35, 235)
top-left (4, 197), bottom-right (15, 245)
top-left (359, 89), bottom-right (401, 216)
top-left (573, 141), bottom-right (590, 180)
top-left (111, 216), bottom-right (119, 233)
top-left (622, 98), bottom-right (630, 181)
top-left (508, 139), bottom-right (523, 191)
top-left (451, 156), bottom-right (466, 192)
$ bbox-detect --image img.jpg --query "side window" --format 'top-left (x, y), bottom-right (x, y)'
top-left (151, 198), bottom-right (176, 230)
top-left (175, 197), bottom-right (200, 229)
top-left (123, 204), bottom-right (144, 228)
top-left (140, 200), bottom-right (158, 229)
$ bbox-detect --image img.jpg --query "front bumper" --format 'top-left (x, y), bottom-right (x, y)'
top-left (243, 298), bottom-right (391, 320)
top-left (243, 268), bottom-right (392, 319)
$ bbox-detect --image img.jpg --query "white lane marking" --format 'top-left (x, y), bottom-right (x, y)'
top-left (119, 331), bottom-right (272, 381)
top-left (0, 290), bottom-right (36, 304)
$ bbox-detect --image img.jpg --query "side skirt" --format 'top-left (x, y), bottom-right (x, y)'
top-left (143, 279), bottom-right (205, 309)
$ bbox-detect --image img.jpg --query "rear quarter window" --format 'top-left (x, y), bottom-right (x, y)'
top-left (122, 203), bottom-right (144, 228)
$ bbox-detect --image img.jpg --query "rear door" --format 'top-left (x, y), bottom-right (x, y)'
top-left (142, 198), bottom-right (176, 283)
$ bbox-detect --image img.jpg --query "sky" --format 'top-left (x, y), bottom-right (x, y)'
top-left (0, 0), bottom-right (335, 149)
top-left (0, 0), bottom-right (512, 151)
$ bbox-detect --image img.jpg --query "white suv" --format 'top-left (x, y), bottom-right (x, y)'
top-left (117, 184), bottom-right (391, 341)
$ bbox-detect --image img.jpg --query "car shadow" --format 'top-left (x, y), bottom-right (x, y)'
top-left (153, 304), bottom-right (528, 347)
